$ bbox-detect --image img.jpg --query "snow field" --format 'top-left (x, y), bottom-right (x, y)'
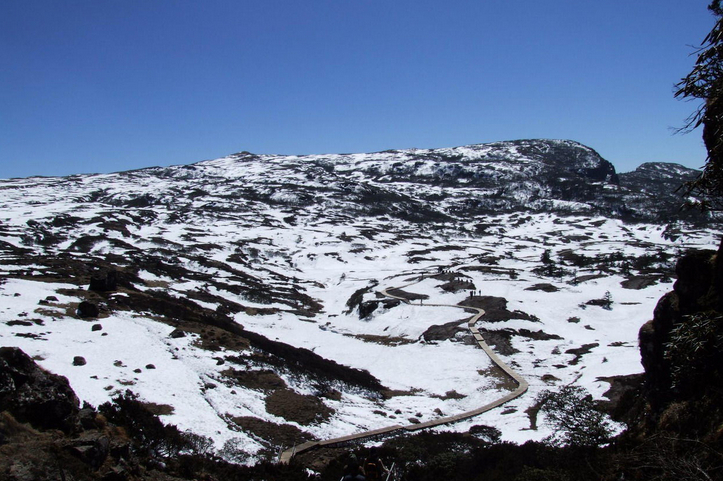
top-left (0, 198), bottom-right (721, 453)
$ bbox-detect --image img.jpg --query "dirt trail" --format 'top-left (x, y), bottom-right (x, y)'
top-left (279, 274), bottom-right (528, 464)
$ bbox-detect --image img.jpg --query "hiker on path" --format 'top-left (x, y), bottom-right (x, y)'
top-left (343, 453), bottom-right (366, 481)
top-left (363, 448), bottom-right (388, 481)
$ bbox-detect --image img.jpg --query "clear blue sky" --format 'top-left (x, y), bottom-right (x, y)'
top-left (0, 1), bottom-right (716, 178)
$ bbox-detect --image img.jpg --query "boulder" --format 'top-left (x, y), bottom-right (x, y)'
top-left (77, 301), bottom-right (100, 318)
top-left (78, 406), bottom-right (97, 430)
top-left (67, 433), bottom-right (110, 470)
top-left (169, 328), bottom-right (186, 339)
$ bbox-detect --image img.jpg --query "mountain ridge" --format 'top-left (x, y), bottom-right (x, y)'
top-left (177, 138), bottom-right (703, 222)
top-left (7, 138), bottom-right (701, 223)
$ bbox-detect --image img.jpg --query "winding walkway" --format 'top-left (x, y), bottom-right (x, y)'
top-left (279, 274), bottom-right (528, 464)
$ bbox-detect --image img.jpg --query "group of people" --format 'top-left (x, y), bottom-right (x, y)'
top-left (342, 448), bottom-right (389, 481)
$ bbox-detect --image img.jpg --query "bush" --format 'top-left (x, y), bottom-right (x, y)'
top-left (356, 433), bottom-right (605, 481)
top-left (219, 437), bottom-right (252, 465)
top-left (513, 466), bottom-right (572, 481)
top-left (469, 424), bottom-right (502, 443)
top-left (535, 386), bottom-right (616, 448)
top-left (98, 390), bottom-right (206, 459)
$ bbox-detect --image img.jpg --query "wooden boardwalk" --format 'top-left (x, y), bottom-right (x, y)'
top-left (278, 275), bottom-right (528, 464)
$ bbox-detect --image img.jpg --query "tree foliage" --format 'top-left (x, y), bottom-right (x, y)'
top-left (536, 386), bottom-right (616, 448)
top-left (665, 312), bottom-right (723, 393)
top-left (676, 1), bottom-right (723, 209)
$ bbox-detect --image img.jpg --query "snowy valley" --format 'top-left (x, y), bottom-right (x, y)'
top-left (0, 139), bottom-right (719, 463)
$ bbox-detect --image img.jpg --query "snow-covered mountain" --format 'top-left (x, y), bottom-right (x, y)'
top-left (0, 139), bottom-right (718, 462)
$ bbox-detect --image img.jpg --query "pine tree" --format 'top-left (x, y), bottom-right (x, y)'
top-left (676, 1), bottom-right (723, 210)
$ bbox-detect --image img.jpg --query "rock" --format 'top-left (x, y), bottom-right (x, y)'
top-left (169, 328), bottom-right (186, 339)
top-left (0, 347), bottom-right (79, 432)
top-left (91, 324), bottom-right (103, 331)
top-left (439, 279), bottom-right (476, 293)
top-left (525, 283), bottom-right (560, 292)
top-left (68, 433), bottom-right (110, 469)
top-left (422, 320), bottom-right (466, 342)
top-left (104, 464), bottom-right (130, 481)
top-left (145, 364), bottom-right (155, 370)
top-left (459, 295), bottom-right (535, 322)
top-left (478, 329), bottom-right (520, 355)
top-left (73, 356), bottom-right (86, 366)
top-left (621, 275), bottom-right (659, 290)
top-left (77, 301), bottom-right (99, 318)
top-left (442, 390), bottom-right (466, 400)
top-left (359, 299), bottom-right (400, 319)
top-left (78, 406), bottom-right (97, 430)
top-left (89, 268), bottom-right (118, 292)
top-left (6, 320), bottom-right (33, 327)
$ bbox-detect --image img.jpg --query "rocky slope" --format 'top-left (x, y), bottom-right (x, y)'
top-left (0, 346), bottom-right (308, 480)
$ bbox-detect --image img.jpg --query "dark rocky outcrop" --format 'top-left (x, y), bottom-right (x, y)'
top-left (638, 245), bottom-right (721, 407)
top-left (422, 320), bottom-right (467, 342)
top-left (0, 348), bottom-right (309, 480)
top-left (265, 388), bottom-right (334, 425)
top-left (89, 267), bottom-right (118, 292)
top-left (458, 296), bottom-right (534, 322)
top-left (438, 278), bottom-right (476, 293)
top-left (358, 298), bottom-right (401, 319)
top-left (67, 432), bottom-right (111, 470)
top-left (634, 239), bottom-right (723, 445)
top-left (0, 347), bottom-right (79, 433)
top-left (524, 283), bottom-right (559, 292)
